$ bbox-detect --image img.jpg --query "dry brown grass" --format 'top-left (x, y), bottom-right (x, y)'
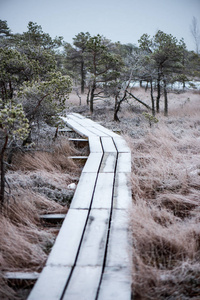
top-left (126, 98), bottom-right (200, 299)
top-left (12, 137), bottom-right (78, 173)
top-left (0, 137), bottom-right (81, 299)
top-left (0, 191), bottom-right (57, 299)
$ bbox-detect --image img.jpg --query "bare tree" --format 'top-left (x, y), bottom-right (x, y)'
top-left (190, 16), bottom-right (200, 54)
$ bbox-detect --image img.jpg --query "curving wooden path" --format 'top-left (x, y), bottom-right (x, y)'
top-left (28, 113), bottom-right (132, 300)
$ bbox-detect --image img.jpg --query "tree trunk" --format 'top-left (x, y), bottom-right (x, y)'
top-left (87, 87), bottom-right (90, 105)
top-left (163, 78), bottom-right (168, 116)
top-left (90, 81), bottom-right (96, 113)
top-left (89, 50), bottom-right (97, 113)
top-left (0, 135), bottom-right (8, 207)
top-left (81, 60), bottom-right (85, 94)
top-left (114, 72), bottom-right (132, 122)
top-left (156, 70), bottom-right (161, 113)
top-left (1, 82), bottom-right (7, 103)
top-left (7, 140), bottom-right (17, 165)
top-left (145, 81), bottom-right (149, 91)
top-left (150, 80), bottom-right (155, 116)
top-left (114, 95), bottom-right (120, 122)
top-left (114, 109), bottom-right (120, 122)
top-left (9, 80), bottom-right (13, 99)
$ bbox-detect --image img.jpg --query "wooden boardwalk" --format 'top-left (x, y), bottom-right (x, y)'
top-left (28, 113), bottom-right (132, 300)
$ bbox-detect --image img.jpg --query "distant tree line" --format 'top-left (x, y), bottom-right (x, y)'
top-left (0, 19), bottom-right (200, 206)
top-left (63, 30), bottom-right (200, 118)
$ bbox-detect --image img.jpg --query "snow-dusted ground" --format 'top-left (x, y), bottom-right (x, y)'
top-left (131, 81), bottom-right (200, 90)
top-left (169, 81), bottom-right (200, 90)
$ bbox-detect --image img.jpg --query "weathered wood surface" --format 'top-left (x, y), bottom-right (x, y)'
top-left (40, 214), bottom-right (66, 220)
top-left (28, 113), bottom-right (132, 300)
top-left (68, 155), bottom-right (88, 160)
top-left (4, 272), bottom-right (39, 280)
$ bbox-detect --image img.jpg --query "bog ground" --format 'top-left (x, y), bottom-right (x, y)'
top-left (0, 87), bottom-right (200, 299)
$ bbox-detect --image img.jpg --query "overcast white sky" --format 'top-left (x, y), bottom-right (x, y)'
top-left (0, 0), bottom-right (200, 51)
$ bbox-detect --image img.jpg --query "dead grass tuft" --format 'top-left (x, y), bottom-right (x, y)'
top-left (0, 190), bottom-right (64, 272)
top-left (12, 138), bottom-right (78, 173)
top-left (132, 258), bottom-right (200, 299)
top-left (0, 276), bottom-right (16, 300)
top-left (4, 189), bottom-right (66, 223)
top-left (0, 137), bottom-right (81, 298)
top-left (157, 193), bottom-right (198, 218)
top-left (126, 106), bottom-right (200, 298)
top-left (0, 216), bottom-right (49, 271)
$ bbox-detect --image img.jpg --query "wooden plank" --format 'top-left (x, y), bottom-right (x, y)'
top-left (92, 173), bottom-right (114, 209)
top-left (113, 172), bottom-right (132, 209)
top-left (46, 209), bottom-right (88, 267)
top-left (116, 152), bottom-right (131, 173)
top-left (40, 214), bottom-right (66, 220)
top-left (77, 118), bottom-right (98, 126)
top-left (76, 209), bottom-right (110, 266)
top-left (58, 128), bottom-right (73, 132)
top-left (101, 136), bottom-right (117, 153)
top-left (28, 266), bottom-right (71, 300)
top-left (62, 266), bottom-right (102, 300)
top-left (68, 115), bottom-right (116, 138)
top-left (99, 153), bottom-right (117, 173)
top-left (88, 136), bottom-right (103, 153)
top-left (105, 209), bottom-right (132, 268)
top-left (82, 152), bottom-right (103, 173)
top-left (94, 124), bottom-right (119, 137)
top-left (68, 114), bottom-right (101, 129)
top-left (111, 206), bottom-right (131, 229)
top-left (68, 138), bottom-right (88, 142)
top-left (61, 117), bottom-right (96, 137)
top-left (113, 136), bottom-right (131, 153)
top-left (71, 113), bottom-right (85, 119)
top-left (98, 266), bottom-right (132, 300)
top-left (106, 228), bottom-right (131, 267)
top-left (68, 156), bottom-right (88, 160)
top-left (4, 272), bottom-right (39, 280)
top-left (67, 115), bottom-right (107, 137)
top-left (70, 172), bottom-right (97, 209)
top-left (66, 115), bottom-right (90, 127)
top-left (68, 114), bottom-right (93, 125)
top-left (84, 125), bottom-right (109, 137)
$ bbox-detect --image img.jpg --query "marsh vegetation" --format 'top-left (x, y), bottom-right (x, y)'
top-left (1, 19), bottom-right (200, 299)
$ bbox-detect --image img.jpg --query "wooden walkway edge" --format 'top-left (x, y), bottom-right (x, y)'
top-left (28, 113), bottom-right (132, 300)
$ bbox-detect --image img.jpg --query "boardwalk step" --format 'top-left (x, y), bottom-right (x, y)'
top-left (68, 138), bottom-right (88, 142)
top-left (58, 128), bottom-right (73, 132)
top-left (40, 214), bottom-right (66, 219)
top-left (40, 214), bottom-right (66, 225)
top-left (4, 272), bottom-right (39, 281)
top-left (68, 156), bottom-right (88, 160)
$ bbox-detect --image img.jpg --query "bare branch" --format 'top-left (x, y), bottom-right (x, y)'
top-left (27, 93), bottom-right (50, 120)
top-left (127, 91), bottom-right (151, 110)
